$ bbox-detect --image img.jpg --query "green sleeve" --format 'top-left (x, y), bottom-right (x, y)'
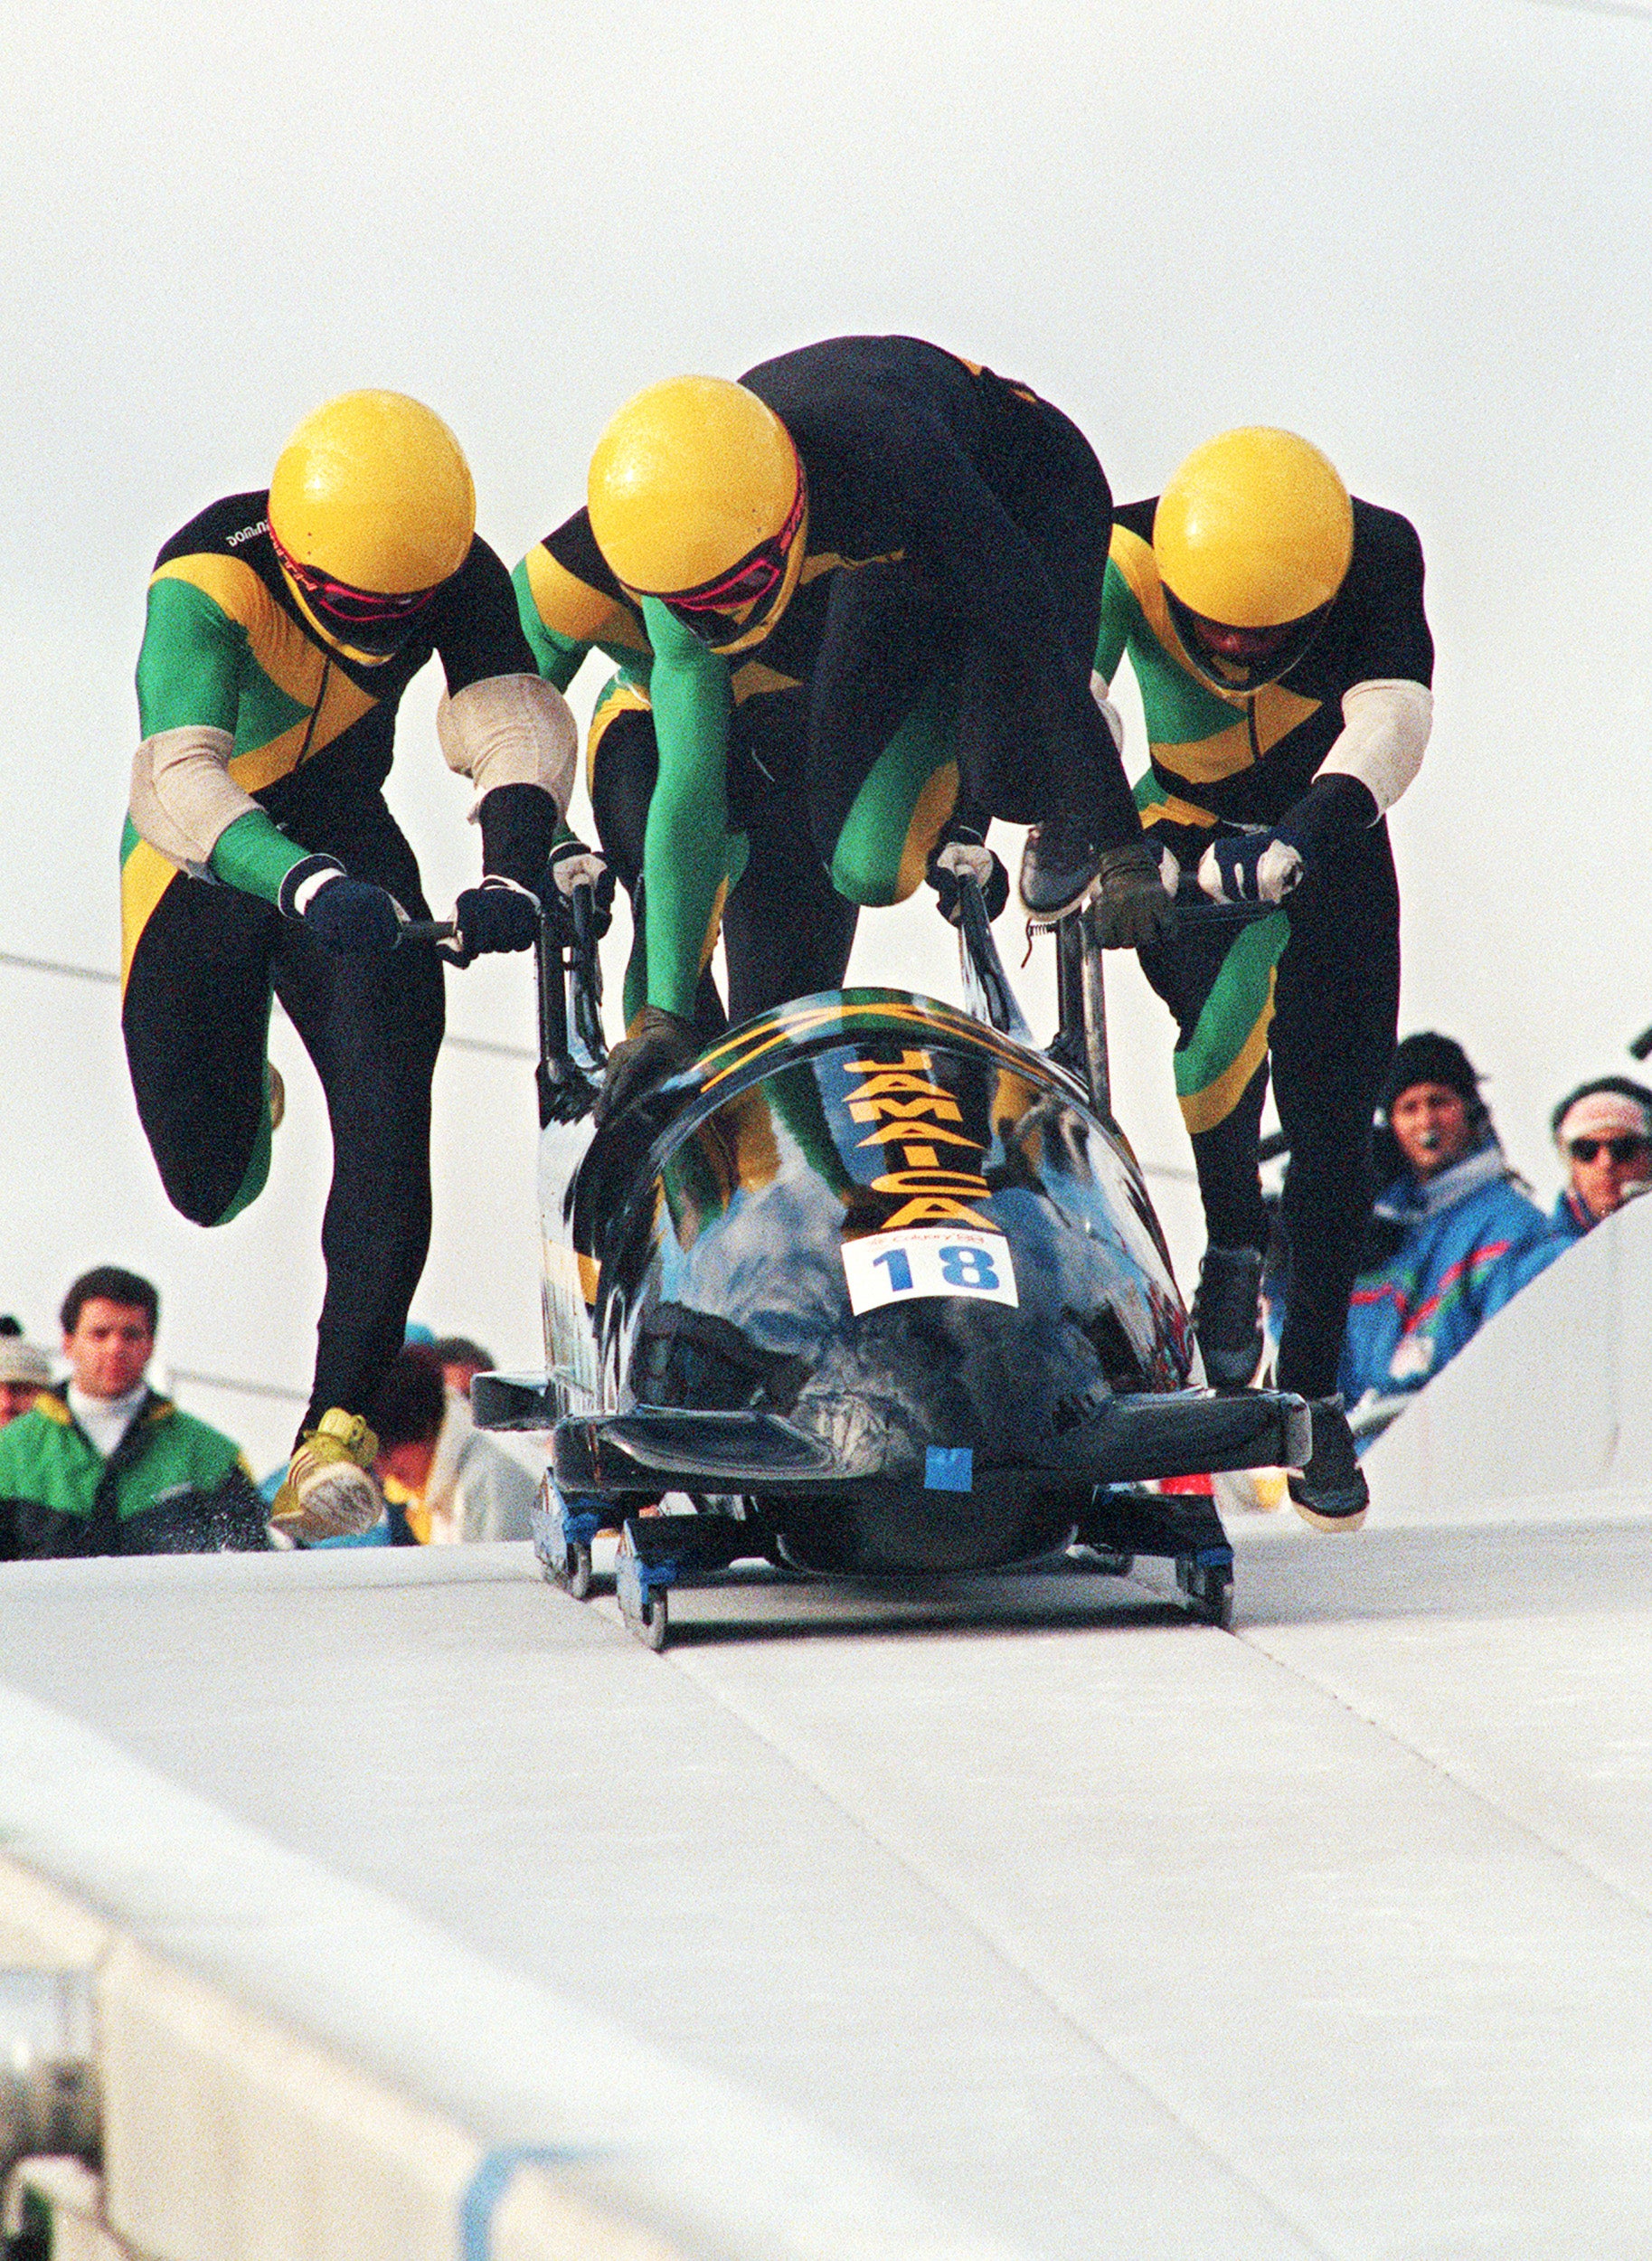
top-left (138, 579), bottom-right (308, 904)
top-left (136, 576), bottom-right (248, 735)
top-left (1093, 554), bottom-right (1134, 686)
top-left (512, 556), bottom-right (589, 694)
top-left (638, 598), bottom-right (735, 1018)
top-left (209, 809), bottom-right (308, 903)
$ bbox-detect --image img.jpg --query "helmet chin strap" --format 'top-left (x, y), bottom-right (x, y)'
top-left (1162, 585), bottom-right (1333, 698)
top-left (1163, 619), bottom-right (1260, 702)
top-left (278, 567), bottom-right (400, 667)
top-left (1199, 646), bottom-right (1255, 689)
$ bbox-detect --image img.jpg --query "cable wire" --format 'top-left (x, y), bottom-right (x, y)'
top-left (164, 1366), bottom-right (309, 1405)
top-left (1517, 0), bottom-right (1651, 17)
top-left (0, 949), bottom-right (535, 1061)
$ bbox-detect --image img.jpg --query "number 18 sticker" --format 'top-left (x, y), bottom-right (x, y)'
top-left (841, 1226), bottom-right (1019, 1314)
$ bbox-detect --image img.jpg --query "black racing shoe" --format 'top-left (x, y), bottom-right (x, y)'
top-left (1287, 1395), bottom-right (1369, 1530)
top-left (1018, 817), bottom-right (1101, 922)
top-left (1190, 1244), bottom-right (1264, 1389)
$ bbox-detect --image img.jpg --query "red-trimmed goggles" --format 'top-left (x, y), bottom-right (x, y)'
top-left (660, 473), bottom-right (807, 648)
top-left (270, 527), bottom-right (441, 652)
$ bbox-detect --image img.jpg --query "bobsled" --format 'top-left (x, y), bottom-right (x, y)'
top-left (474, 882), bottom-right (1308, 1648)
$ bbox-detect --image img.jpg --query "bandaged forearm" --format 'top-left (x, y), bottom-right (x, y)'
top-left (437, 673), bottom-right (577, 817)
top-left (1317, 678), bottom-right (1432, 813)
top-left (130, 725), bottom-right (257, 871)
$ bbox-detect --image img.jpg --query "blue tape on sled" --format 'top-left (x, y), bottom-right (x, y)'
top-left (925, 1446), bottom-right (974, 1492)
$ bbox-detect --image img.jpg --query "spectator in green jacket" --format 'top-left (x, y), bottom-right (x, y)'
top-left (0, 1266), bottom-right (268, 1557)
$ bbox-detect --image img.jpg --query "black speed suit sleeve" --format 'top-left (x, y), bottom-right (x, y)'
top-left (1276, 505), bottom-right (1436, 866)
top-left (431, 536), bottom-right (541, 695)
top-left (1341, 506), bottom-right (1433, 687)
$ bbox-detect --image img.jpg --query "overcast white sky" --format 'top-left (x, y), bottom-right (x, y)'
top-left (5, 0), bottom-right (1651, 1465)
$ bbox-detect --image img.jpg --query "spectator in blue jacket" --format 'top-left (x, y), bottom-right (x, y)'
top-left (1537, 1079), bottom-right (1652, 1256)
top-left (1339, 1034), bottom-right (1551, 1427)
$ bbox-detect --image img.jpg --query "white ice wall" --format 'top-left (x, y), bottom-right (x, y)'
top-left (1364, 1193), bottom-right (1652, 1522)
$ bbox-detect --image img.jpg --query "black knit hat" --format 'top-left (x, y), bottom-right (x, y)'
top-left (1382, 1032), bottom-right (1481, 1115)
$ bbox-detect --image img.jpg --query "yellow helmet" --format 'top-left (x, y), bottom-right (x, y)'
top-left (587, 377), bottom-right (807, 654)
top-left (1153, 429), bottom-right (1353, 692)
top-left (268, 391), bottom-right (476, 659)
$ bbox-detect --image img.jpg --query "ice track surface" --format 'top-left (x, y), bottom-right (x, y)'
top-left (6, 1484), bottom-right (1652, 2260)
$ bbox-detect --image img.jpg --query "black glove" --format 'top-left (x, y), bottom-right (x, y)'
top-left (1091, 839), bottom-right (1176, 951)
top-left (593, 1007), bottom-right (699, 1126)
top-left (278, 857), bottom-right (401, 956)
top-left (448, 877), bottom-right (540, 968)
top-left (927, 829), bottom-right (1009, 926)
top-left (545, 837), bottom-right (618, 945)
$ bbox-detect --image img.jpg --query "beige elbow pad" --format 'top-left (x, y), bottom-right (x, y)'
top-left (1317, 679), bottom-right (1433, 814)
top-left (437, 674), bottom-right (577, 819)
top-left (129, 726), bottom-right (256, 874)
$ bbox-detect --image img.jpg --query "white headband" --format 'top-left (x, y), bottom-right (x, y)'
top-left (1557, 1093), bottom-right (1651, 1149)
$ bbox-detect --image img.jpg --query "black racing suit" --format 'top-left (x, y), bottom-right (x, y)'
top-left (1098, 496), bottom-right (1434, 1398)
top-left (123, 493), bottom-right (557, 1435)
top-left (521, 337), bottom-right (1132, 1026)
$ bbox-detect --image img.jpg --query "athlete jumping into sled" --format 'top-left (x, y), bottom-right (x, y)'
top-left (557, 336), bottom-right (1172, 1119)
top-left (121, 391), bottom-right (576, 1540)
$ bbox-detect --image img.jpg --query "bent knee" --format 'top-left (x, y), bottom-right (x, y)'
top-left (830, 844), bottom-right (908, 908)
top-left (831, 809), bottom-right (945, 907)
top-left (147, 1109), bottom-right (270, 1226)
top-left (159, 1158), bottom-right (262, 1227)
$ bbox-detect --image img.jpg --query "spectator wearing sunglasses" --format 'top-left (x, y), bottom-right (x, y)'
top-left (120, 392), bottom-right (576, 1540)
top-left (554, 336), bottom-right (1153, 1120)
top-left (1336, 1033), bottom-right (1550, 1438)
top-left (1542, 1080), bottom-right (1652, 1251)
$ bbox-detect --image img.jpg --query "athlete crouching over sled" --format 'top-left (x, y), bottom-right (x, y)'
top-left (121, 393), bottom-right (576, 1541)
top-left (560, 336), bottom-right (1173, 1121)
top-left (1094, 429), bottom-right (1434, 1528)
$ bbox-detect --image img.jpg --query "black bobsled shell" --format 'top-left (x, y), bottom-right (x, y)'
top-left (562, 990), bottom-right (1203, 1574)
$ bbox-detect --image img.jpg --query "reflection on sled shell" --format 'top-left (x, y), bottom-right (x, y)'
top-left (553, 989), bottom-right (1210, 1577)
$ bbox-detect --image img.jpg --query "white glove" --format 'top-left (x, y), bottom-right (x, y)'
top-left (546, 837), bottom-right (617, 941)
top-left (1090, 678), bottom-right (1127, 755)
top-left (934, 839), bottom-right (998, 887)
top-left (552, 847), bottom-right (609, 895)
top-left (1197, 832), bottom-right (1304, 906)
